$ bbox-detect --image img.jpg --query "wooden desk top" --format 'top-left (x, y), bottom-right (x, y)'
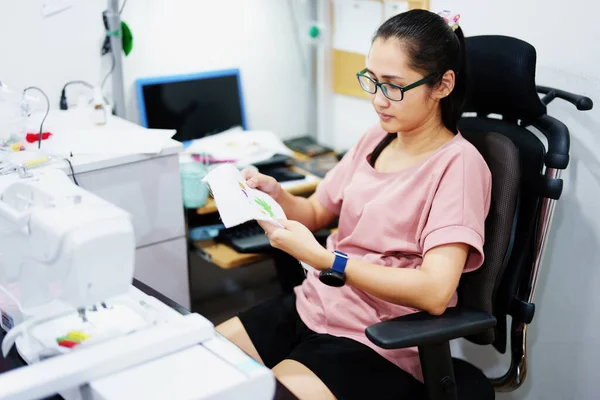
top-left (193, 239), bottom-right (268, 269)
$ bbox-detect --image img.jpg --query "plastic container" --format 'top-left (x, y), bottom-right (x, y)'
top-left (90, 86), bottom-right (107, 125)
top-left (0, 82), bottom-right (27, 148)
top-left (180, 162), bottom-right (210, 208)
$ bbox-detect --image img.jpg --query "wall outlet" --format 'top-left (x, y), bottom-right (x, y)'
top-left (41, 0), bottom-right (73, 18)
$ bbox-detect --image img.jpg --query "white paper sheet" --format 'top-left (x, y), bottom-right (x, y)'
top-left (202, 164), bottom-right (286, 228)
top-left (29, 128), bottom-right (177, 156)
top-left (22, 110), bottom-right (176, 156)
top-left (184, 129), bottom-right (292, 167)
top-left (383, 0), bottom-right (409, 20)
top-left (333, 0), bottom-right (383, 55)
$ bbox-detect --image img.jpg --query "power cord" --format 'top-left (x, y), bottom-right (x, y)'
top-left (286, 0), bottom-right (308, 77)
top-left (60, 80), bottom-right (110, 110)
top-left (119, 0), bottom-right (128, 15)
top-left (101, 50), bottom-right (116, 93)
top-left (22, 86), bottom-right (50, 149)
top-left (99, 7), bottom-right (119, 103)
top-left (63, 157), bottom-right (80, 186)
top-left (59, 80), bottom-right (92, 110)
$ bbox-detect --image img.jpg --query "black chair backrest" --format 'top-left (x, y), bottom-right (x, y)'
top-left (462, 35), bottom-right (547, 121)
top-left (456, 35), bottom-right (549, 348)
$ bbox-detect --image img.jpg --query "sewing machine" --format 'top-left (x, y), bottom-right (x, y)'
top-left (0, 167), bottom-right (275, 400)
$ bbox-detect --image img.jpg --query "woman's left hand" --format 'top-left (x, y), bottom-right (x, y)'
top-left (258, 219), bottom-right (333, 270)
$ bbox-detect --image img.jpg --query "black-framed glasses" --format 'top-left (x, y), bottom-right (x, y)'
top-left (356, 69), bottom-right (434, 101)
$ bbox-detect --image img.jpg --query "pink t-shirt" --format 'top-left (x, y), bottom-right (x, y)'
top-left (294, 124), bottom-right (492, 381)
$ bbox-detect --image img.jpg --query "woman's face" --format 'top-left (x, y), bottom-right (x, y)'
top-left (365, 37), bottom-right (443, 133)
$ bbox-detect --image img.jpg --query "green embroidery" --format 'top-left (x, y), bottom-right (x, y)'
top-left (254, 198), bottom-right (275, 218)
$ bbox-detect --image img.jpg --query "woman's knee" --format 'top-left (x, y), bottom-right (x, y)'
top-left (215, 316), bottom-right (242, 339)
top-left (273, 360), bottom-right (336, 400)
top-left (216, 317), bottom-right (264, 364)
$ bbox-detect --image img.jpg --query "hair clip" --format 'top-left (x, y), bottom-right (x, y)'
top-left (438, 10), bottom-right (460, 31)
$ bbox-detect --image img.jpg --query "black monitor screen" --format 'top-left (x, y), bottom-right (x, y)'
top-left (138, 72), bottom-right (245, 143)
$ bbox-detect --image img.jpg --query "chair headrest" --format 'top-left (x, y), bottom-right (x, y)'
top-left (463, 35), bottom-right (547, 120)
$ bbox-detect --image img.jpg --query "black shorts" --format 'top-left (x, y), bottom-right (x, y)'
top-left (238, 292), bottom-right (425, 400)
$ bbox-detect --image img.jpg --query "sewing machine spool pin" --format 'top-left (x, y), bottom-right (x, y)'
top-left (77, 308), bottom-right (88, 323)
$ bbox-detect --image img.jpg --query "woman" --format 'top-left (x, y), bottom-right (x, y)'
top-left (218, 9), bottom-right (491, 400)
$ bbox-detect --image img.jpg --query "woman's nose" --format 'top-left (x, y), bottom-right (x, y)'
top-left (373, 88), bottom-right (389, 108)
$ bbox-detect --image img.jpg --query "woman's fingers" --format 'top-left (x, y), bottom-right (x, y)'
top-left (241, 168), bottom-right (257, 180)
top-left (241, 169), bottom-right (281, 198)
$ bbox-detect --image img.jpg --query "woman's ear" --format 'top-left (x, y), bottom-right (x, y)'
top-left (434, 70), bottom-right (456, 99)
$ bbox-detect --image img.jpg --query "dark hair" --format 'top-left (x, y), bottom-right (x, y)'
top-left (368, 9), bottom-right (467, 166)
top-left (375, 9), bottom-right (466, 132)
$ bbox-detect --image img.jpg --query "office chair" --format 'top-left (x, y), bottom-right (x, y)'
top-left (365, 35), bottom-right (593, 400)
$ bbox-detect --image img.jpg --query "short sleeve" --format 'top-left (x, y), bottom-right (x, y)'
top-left (315, 129), bottom-right (376, 215)
top-left (420, 150), bottom-right (492, 273)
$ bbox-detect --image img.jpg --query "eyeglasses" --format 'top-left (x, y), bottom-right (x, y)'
top-left (356, 69), bottom-right (435, 101)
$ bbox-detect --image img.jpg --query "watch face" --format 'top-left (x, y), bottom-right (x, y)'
top-left (319, 270), bottom-right (346, 287)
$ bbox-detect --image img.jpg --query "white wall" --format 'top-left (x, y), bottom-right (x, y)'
top-left (121, 0), bottom-right (310, 138)
top-left (0, 1), bottom-right (106, 106)
top-left (0, 0), bottom-right (310, 139)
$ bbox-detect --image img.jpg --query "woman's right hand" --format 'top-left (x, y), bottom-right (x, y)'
top-left (241, 169), bottom-right (283, 201)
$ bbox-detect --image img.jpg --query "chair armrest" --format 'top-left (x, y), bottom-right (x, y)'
top-left (365, 307), bottom-right (496, 350)
top-left (537, 85), bottom-right (593, 111)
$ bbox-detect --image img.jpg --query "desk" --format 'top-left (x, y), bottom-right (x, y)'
top-left (35, 110), bottom-right (190, 309)
top-left (193, 166), bottom-right (321, 270)
top-left (0, 280), bottom-right (297, 400)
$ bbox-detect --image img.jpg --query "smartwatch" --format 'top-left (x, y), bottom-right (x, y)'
top-left (319, 250), bottom-right (348, 287)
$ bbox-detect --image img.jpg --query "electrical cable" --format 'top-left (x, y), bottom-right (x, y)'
top-left (22, 86), bottom-right (50, 150)
top-left (286, 0), bottom-right (309, 77)
top-left (119, 0), bottom-right (128, 15)
top-left (63, 157), bottom-right (79, 186)
top-left (62, 80), bottom-right (94, 90)
top-left (60, 80), bottom-right (110, 108)
top-left (101, 50), bottom-right (116, 93)
top-left (59, 80), bottom-right (110, 110)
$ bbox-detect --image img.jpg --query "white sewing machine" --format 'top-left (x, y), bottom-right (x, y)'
top-left (0, 167), bottom-right (275, 400)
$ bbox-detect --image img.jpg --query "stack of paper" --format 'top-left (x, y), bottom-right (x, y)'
top-left (183, 129), bottom-right (292, 167)
top-left (31, 127), bottom-right (177, 156)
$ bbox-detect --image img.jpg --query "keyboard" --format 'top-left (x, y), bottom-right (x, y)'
top-left (292, 153), bottom-right (340, 178)
top-left (261, 167), bottom-right (306, 183)
top-left (284, 136), bottom-right (333, 157)
top-left (216, 221), bottom-right (332, 254)
top-left (216, 221), bottom-right (271, 253)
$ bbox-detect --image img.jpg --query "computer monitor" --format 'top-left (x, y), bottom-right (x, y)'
top-left (136, 69), bottom-right (247, 143)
